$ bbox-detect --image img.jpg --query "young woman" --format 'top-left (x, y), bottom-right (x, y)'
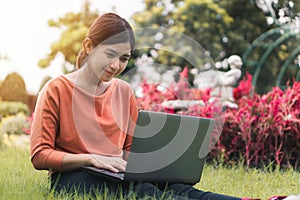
top-left (30, 12), bottom-right (252, 200)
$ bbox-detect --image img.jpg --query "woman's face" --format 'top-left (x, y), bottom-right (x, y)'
top-left (87, 41), bottom-right (131, 82)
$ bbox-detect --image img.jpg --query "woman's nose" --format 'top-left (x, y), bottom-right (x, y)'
top-left (109, 58), bottom-right (120, 71)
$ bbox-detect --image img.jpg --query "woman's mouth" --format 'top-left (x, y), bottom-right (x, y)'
top-left (104, 70), bottom-right (114, 75)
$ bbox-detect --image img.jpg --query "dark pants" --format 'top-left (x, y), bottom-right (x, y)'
top-left (50, 170), bottom-right (241, 200)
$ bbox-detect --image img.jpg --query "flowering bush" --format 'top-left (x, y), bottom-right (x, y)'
top-left (22, 112), bottom-right (34, 135)
top-left (0, 101), bottom-right (30, 117)
top-left (136, 68), bottom-right (300, 169)
top-left (0, 112), bottom-right (31, 148)
top-left (136, 67), bottom-right (212, 113)
top-left (217, 81), bottom-right (300, 168)
top-left (0, 112), bottom-right (30, 135)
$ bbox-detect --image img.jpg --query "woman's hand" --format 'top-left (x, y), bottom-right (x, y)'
top-left (62, 153), bottom-right (126, 173)
top-left (88, 154), bottom-right (127, 173)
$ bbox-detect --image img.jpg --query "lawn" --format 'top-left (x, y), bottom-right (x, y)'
top-left (0, 146), bottom-right (299, 200)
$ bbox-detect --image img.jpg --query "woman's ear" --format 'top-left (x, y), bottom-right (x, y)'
top-left (82, 38), bottom-right (93, 55)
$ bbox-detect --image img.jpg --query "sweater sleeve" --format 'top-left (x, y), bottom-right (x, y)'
top-left (30, 81), bottom-right (66, 172)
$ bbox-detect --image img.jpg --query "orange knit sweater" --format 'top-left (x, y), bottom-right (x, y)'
top-left (30, 76), bottom-right (138, 172)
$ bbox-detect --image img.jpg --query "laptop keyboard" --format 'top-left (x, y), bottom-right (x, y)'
top-left (81, 166), bottom-right (125, 180)
top-left (102, 170), bottom-right (125, 179)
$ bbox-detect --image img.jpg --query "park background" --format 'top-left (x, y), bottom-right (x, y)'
top-left (0, 0), bottom-right (299, 199)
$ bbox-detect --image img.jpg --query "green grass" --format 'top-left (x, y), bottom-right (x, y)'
top-left (0, 147), bottom-right (299, 200)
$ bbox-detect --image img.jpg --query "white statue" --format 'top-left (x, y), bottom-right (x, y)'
top-left (162, 55), bottom-right (243, 111)
top-left (210, 55), bottom-right (243, 107)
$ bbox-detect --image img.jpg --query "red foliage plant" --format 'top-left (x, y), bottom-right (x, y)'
top-left (136, 69), bottom-right (300, 169)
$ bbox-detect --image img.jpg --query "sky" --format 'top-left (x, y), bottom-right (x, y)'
top-left (0, 0), bottom-right (144, 94)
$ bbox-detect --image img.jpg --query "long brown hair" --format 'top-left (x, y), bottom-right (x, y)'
top-left (76, 13), bottom-right (135, 69)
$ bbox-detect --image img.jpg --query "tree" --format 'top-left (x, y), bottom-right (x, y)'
top-left (217, 0), bottom-right (269, 56)
top-left (130, 0), bottom-right (235, 86)
top-left (242, 0), bottom-right (300, 93)
top-left (0, 80), bottom-right (2, 101)
top-left (38, 0), bottom-right (98, 73)
top-left (131, 0), bottom-right (300, 93)
top-left (131, 0), bottom-right (268, 66)
top-left (0, 72), bottom-right (28, 104)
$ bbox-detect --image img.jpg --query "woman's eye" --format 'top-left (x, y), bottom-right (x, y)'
top-left (120, 56), bottom-right (130, 63)
top-left (105, 52), bottom-right (117, 58)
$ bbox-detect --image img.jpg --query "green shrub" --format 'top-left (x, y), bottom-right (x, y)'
top-left (0, 101), bottom-right (30, 118)
top-left (0, 72), bottom-right (28, 104)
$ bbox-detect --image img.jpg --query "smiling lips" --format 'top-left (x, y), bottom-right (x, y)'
top-left (104, 70), bottom-right (115, 75)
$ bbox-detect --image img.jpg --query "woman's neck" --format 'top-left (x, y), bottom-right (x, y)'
top-left (65, 66), bottom-right (112, 96)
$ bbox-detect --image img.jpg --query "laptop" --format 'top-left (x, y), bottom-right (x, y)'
top-left (81, 110), bottom-right (215, 185)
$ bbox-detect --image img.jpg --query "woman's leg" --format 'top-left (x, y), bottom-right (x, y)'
top-left (166, 183), bottom-right (242, 200)
top-left (132, 182), bottom-right (175, 199)
top-left (50, 171), bottom-right (242, 199)
top-left (50, 170), bottom-right (126, 196)
top-left (50, 171), bottom-right (170, 198)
